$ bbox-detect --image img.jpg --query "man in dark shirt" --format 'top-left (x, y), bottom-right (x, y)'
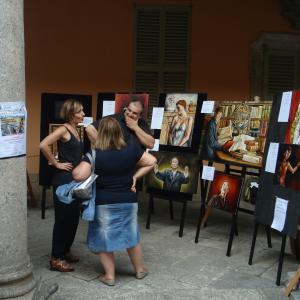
top-left (86, 99), bottom-right (154, 149)
top-left (154, 157), bottom-right (189, 192)
top-left (202, 107), bottom-right (224, 160)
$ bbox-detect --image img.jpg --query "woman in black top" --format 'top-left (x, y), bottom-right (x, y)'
top-left (73, 117), bottom-right (156, 286)
top-left (39, 99), bottom-right (85, 272)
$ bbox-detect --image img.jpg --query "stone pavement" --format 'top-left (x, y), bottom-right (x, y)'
top-left (27, 197), bottom-right (300, 300)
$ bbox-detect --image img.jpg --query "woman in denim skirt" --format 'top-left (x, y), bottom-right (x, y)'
top-left (73, 116), bottom-right (156, 286)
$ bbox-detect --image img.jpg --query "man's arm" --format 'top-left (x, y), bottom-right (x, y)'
top-left (207, 121), bottom-right (223, 150)
top-left (125, 116), bottom-right (154, 149)
top-left (85, 123), bottom-right (98, 147)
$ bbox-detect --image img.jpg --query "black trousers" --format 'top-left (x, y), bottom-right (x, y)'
top-left (51, 186), bottom-right (80, 259)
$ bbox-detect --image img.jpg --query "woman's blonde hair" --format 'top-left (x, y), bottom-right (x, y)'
top-left (60, 99), bottom-right (83, 122)
top-left (95, 116), bottom-right (126, 150)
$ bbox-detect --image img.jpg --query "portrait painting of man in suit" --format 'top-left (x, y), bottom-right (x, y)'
top-left (146, 151), bottom-right (199, 194)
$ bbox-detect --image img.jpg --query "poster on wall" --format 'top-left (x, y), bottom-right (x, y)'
top-left (273, 143), bottom-right (300, 192)
top-left (146, 151), bottom-right (200, 194)
top-left (200, 101), bottom-right (272, 168)
top-left (206, 172), bottom-right (242, 214)
top-left (0, 101), bottom-right (27, 159)
top-left (158, 93), bottom-right (206, 153)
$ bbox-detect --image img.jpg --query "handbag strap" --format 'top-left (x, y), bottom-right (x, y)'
top-left (86, 149), bottom-right (96, 173)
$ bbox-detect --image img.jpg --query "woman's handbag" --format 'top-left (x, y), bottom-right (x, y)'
top-left (72, 149), bottom-right (98, 201)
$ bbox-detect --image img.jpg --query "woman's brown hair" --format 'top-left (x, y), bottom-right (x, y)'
top-left (176, 99), bottom-right (187, 109)
top-left (95, 116), bottom-right (126, 150)
top-left (60, 99), bottom-right (83, 122)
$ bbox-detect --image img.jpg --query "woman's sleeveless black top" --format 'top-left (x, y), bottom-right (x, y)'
top-left (52, 126), bottom-right (83, 186)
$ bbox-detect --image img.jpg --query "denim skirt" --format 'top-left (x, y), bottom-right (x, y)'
top-left (87, 202), bottom-right (140, 252)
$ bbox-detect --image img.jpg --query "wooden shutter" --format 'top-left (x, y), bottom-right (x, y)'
top-left (263, 49), bottom-right (299, 99)
top-left (134, 6), bottom-right (191, 119)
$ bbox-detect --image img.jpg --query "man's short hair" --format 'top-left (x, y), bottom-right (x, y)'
top-left (215, 107), bottom-right (223, 115)
top-left (129, 98), bottom-right (144, 113)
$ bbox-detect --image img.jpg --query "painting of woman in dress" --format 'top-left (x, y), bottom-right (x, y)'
top-left (274, 144), bottom-right (300, 191)
top-left (159, 93), bottom-right (197, 147)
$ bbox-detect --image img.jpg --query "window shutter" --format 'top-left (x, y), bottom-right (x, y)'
top-left (263, 49), bottom-right (299, 98)
top-left (134, 6), bottom-right (191, 119)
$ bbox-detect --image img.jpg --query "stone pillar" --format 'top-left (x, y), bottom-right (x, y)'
top-left (0, 1), bottom-right (36, 298)
top-left (0, 2), bottom-right (58, 299)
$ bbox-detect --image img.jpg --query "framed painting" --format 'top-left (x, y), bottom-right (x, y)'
top-left (200, 101), bottom-right (272, 168)
top-left (284, 91), bottom-right (300, 145)
top-left (115, 93), bottom-right (149, 120)
top-left (206, 172), bottom-right (243, 214)
top-left (157, 93), bottom-right (206, 153)
top-left (146, 151), bottom-right (200, 194)
top-left (274, 143), bottom-right (300, 192)
top-left (239, 175), bottom-right (260, 212)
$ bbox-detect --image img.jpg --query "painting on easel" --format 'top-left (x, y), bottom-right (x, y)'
top-left (146, 151), bottom-right (200, 194)
top-left (200, 101), bottom-right (272, 168)
top-left (206, 172), bottom-right (242, 214)
top-left (274, 143), bottom-right (300, 192)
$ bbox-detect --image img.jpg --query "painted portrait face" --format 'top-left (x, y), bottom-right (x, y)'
top-left (215, 111), bottom-right (223, 123)
top-left (125, 102), bottom-right (142, 121)
top-left (171, 157), bottom-right (179, 170)
top-left (220, 181), bottom-right (229, 196)
top-left (176, 100), bottom-right (187, 116)
top-left (284, 148), bottom-right (292, 160)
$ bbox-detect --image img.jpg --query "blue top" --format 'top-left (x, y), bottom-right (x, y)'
top-left (83, 142), bottom-right (144, 205)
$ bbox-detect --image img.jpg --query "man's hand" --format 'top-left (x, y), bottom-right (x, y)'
top-left (124, 114), bottom-right (139, 131)
top-left (184, 166), bottom-right (189, 178)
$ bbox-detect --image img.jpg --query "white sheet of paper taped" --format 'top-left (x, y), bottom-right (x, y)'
top-left (149, 139), bottom-right (160, 151)
top-left (82, 117), bottom-right (93, 127)
top-left (265, 143), bottom-right (279, 173)
top-left (151, 107), bottom-right (164, 129)
top-left (201, 166), bottom-right (215, 181)
top-left (271, 197), bottom-right (288, 232)
top-left (102, 101), bottom-right (115, 117)
top-left (278, 91), bottom-right (292, 122)
top-left (201, 101), bottom-right (215, 114)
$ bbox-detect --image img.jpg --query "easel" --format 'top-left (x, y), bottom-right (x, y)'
top-left (195, 163), bottom-right (261, 256)
top-left (27, 170), bottom-right (37, 207)
top-left (146, 189), bottom-right (192, 238)
top-left (248, 223), bottom-right (286, 286)
top-left (284, 266), bottom-right (300, 297)
top-left (41, 185), bottom-right (50, 219)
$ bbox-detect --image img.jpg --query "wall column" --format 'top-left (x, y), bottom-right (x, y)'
top-left (0, 1), bottom-right (57, 299)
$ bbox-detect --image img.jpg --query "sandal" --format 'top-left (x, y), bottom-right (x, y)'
top-left (50, 258), bottom-right (74, 272)
top-left (98, 275), bottom-right (115, 286)
top-left (135, 268), bottom-right (148, 280)
top-left (65, 252), bottom-right (80, 263)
